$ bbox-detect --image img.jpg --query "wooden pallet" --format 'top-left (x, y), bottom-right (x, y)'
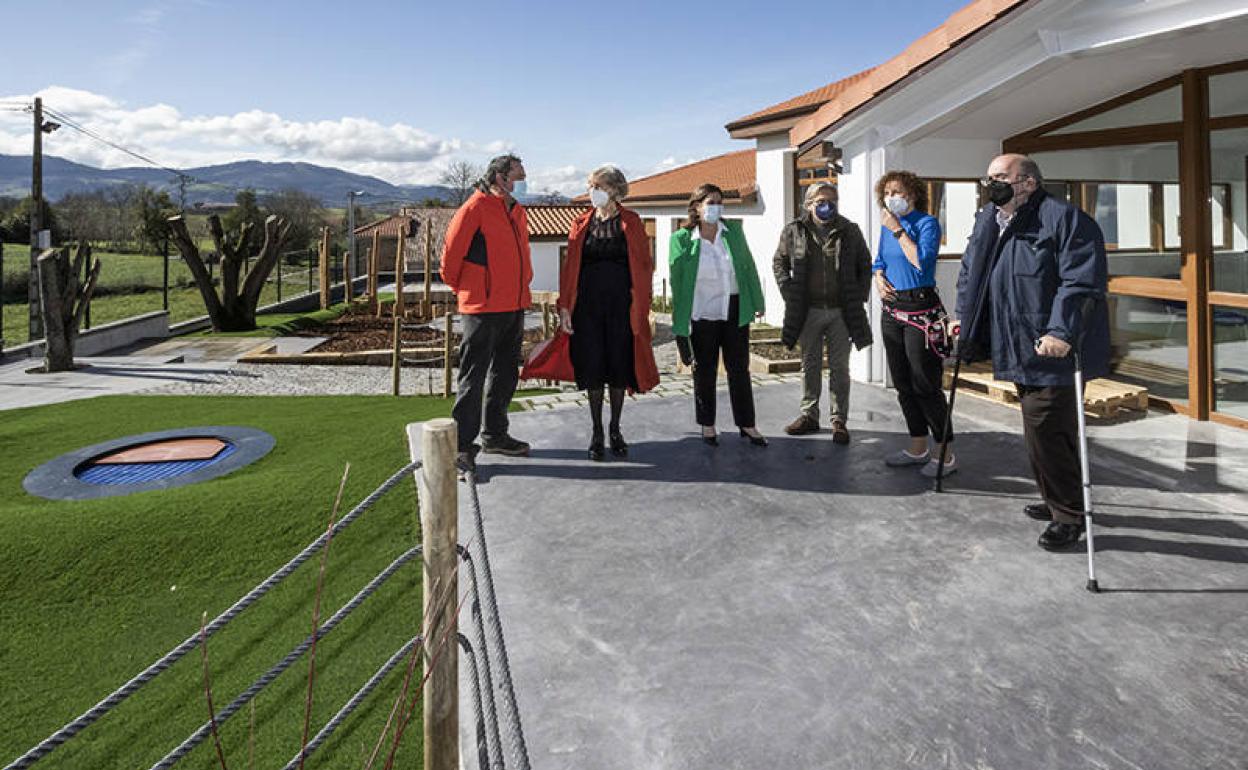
top-left (943, 364), bottom-right (1149, 418)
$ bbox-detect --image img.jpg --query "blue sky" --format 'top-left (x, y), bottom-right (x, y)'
top-left (0, 0), bottom-right (970, 195)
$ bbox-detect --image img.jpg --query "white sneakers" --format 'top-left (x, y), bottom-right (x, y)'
top-left (920, 455), bottom-right (957, 478)
top-left (885, 449), bottom-right (929, 467)
top-left (885, 447), bottom-right (958, 477)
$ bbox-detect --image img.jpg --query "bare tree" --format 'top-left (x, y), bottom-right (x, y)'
top-left (167, 212), bottom-right (293, 332)
top-left (438, 160), bottom-right (481, 207)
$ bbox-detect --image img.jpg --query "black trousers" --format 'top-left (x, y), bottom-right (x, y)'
top-left (452, 310), bottom-right (524, 452)
top-left (1016, 383), bottom-right (1085, 525)
top-left (690, 295), bottom-right (755, 428)
top-left (881, 288), bottom-right (951, 443)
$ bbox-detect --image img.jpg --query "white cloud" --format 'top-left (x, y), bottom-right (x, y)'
top-left (0, 86), bottom-right (516, 187)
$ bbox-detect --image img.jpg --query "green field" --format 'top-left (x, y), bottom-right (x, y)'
top-left (2, 242), bottom-right (323, 348)
top-left (0, 395), bottom-right (449, 768)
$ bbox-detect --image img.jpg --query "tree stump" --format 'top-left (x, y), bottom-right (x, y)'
top-left (36, 242), bottom-right (101, 373)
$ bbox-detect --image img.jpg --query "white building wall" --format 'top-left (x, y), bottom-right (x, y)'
top-left (741, 134), bottom-right (796, 329)
top-left (529, 241), bottom-right (561, 293)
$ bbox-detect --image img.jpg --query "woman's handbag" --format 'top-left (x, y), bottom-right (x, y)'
top-left (884, 299), bottom-right (956, 360)
top-left (521, 329), bottom-right (576, 382)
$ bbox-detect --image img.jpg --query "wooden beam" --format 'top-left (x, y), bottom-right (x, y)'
top-left (1107, 276), bottom-right (1186, 302)
top-left (1179, 69), bottom-right (1212, 419)
top-left (1004, 122), bottom-right (1181, 154)
top-left (1006, 73), bottom-right (1182, 143)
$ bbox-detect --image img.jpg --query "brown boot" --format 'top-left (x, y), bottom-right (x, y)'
top-left (784, 414), bottom-right (820, 435)
top-left (830, 418), bottom-right (850, 444)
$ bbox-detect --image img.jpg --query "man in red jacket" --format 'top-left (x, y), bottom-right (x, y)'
top-left (442, 153), bottom-right (534, 471)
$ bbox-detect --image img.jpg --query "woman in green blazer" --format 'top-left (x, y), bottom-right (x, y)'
top-left (669, 183), bottom-right (768, 446)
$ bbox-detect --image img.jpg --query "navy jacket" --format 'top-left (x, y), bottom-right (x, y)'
top-left (954, 189), bottom-right (1111, 387)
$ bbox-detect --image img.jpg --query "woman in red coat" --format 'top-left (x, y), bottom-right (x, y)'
top-left (558, 165), bottom-right (660, 461)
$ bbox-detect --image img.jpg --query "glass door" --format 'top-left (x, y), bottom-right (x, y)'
top-left (1207, 68), bottom-right (1248, 423)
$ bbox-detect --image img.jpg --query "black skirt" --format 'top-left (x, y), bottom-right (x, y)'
top-left (570, 227), bottom-right (636, 390)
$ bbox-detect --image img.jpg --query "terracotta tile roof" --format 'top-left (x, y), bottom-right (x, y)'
top-left (526, 204), bottom-right (591, 239)
top-left (571, 150), bottom-right (757, 206)
top-left (727, 0), bottom-right (1030, 145)
top-left (725, 68), bottom-right (877, 133)
top-left (355, 207), bottom-right (458, 257)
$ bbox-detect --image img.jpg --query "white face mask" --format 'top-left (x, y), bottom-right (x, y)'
top-left (885, 195), bottom-right (911, 217)
top-left (589, 187), bottom-right (611, 208)
top-left (702, 203), bottom-right (723, 224)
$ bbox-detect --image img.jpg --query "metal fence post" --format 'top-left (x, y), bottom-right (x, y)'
top-left (415, 419), bottom-right (459, 770)
top-left (162, 237), bottom-right (170, 312)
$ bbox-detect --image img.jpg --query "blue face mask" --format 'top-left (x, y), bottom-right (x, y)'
top-left (511, 180), bottom-right (527, 197)
top-left (814, 201), bottom-right (836, 221)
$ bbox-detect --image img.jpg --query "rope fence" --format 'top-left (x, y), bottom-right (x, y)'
top-left (6, 423), bottom-right (532, 770)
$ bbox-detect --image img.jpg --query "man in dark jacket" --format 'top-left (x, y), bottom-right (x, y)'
top-left (955, 153), bottom-right (1110, 550)
top-left (774, 182), bottom-right (873, 443)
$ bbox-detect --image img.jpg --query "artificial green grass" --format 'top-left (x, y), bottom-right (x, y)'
top-left (0, 395), bottom-right (452, 768)
top-left (190, 304), bottom-right (351, 338)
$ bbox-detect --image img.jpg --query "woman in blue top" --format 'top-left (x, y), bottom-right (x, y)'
top-left (873, 170), bottom-right (956, 477)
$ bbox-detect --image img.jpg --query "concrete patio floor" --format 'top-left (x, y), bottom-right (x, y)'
top-left (435, 380), bottom-right (1248, 770)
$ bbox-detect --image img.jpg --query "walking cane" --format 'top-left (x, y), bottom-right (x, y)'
top-left (935, 338), bottom-right (961, 493)
top-left (1072, 297), bottom-right (1099, 592)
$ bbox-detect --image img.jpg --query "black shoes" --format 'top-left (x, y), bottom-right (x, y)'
top-left (609, 428), bottom-right (628, 457)
top-left (701, 427), bottom-right (719, 446)
top-left (739, 428), bottom-right (768, 447)
top-left (1025, 503), bottom-right (1052, 521)
top-left (1038, 520), bottom-right (1085, 550)
top-left (481, 434), bottom-right (530, 457)
top-left (588, 430), bottom-right (605, 462)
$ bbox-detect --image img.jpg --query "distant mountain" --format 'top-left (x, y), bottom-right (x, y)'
top-left (0, 154), bottom-right (455, 207)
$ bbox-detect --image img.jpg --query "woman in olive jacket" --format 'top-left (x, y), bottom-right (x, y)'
top-left (669, 183), bottom-right (768, 446)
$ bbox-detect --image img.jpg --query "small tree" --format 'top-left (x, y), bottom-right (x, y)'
top-left (264, 188), bottom-right (325, 251)
top-left (167, 212), bottom-right (292, 332)
top-left (132, 185), bottom-right (177, 254)
top-left (35, 242), bottom-right (101, 372)
top-left (4, 196), bottom-right (62, 244)
top-left (438, 161), bottom-right (480, 207)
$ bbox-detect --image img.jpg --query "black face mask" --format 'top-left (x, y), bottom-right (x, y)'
top-left (987, 179), bottom-right (1016, 207)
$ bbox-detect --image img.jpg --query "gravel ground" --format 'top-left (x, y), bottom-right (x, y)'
top-left (144, 317), bottom-right (689, 398)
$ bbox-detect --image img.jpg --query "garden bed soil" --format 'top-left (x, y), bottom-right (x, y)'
top-left (291, 310), bottom-right (456, 353)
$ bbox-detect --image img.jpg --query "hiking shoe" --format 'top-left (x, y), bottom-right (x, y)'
top-left (1038, 520), bottom-right (1085, 550)
top-left (784, 415), bottom-right (820, 435)
top-left (885, 449), bottom-right (929, 467)
top-left (481, 435), bottom-right (530, 457)
top-left (830, 419), bottom-right (850, 445)
top-left (1024, 503), bottom-right (1052, 521)
top-left (920, 456), bottom-right (957, 478)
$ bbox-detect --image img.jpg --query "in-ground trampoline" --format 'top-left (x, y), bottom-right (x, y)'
top-left (23, 426), bottom-right (275, 501)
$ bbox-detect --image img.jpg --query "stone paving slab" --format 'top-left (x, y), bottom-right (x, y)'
top-left (429, 381), bottom-right (1248, 770)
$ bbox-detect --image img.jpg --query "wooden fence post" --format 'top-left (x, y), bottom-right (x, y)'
top-left (443, 312), bottom-right (454, 399)
top-left (423, 224), bottom-right (433, 320)
top-left (414, 419), bottom-right (458, 770)
top-left (318, 228), bottom-right (331, 310)
top-left (394, 222), bottom-right (407, 319)
top-left (370, 229), bottom-right (381, 316)
top-left (392, 315), bottom-right (402, 397)
top-left (344, 236), bottom-right (354, 305)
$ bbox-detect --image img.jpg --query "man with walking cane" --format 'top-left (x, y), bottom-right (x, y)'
top-left (952, 153), bottom-right (1110, 551)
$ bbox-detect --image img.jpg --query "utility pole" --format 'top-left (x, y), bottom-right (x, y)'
top-left (29, 97), bottom-right (44, 340)
top-left (28, 97), bottom-right (60, 340)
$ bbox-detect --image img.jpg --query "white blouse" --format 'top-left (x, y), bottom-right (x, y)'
top-left (690, 223), bottom-right (739, 322)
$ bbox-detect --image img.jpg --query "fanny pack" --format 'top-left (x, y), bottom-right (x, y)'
top-left (884, 300), bottom-right (956, 359)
